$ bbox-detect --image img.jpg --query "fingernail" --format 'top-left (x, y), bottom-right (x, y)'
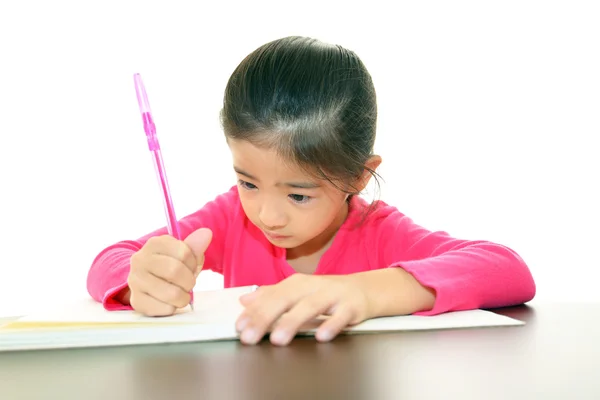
top-left (241, 328), bottom-right (258, 344)
top-left (270, 330), bottom-right (289, 345)
top-left (317, 329), bottom-right (333, 342)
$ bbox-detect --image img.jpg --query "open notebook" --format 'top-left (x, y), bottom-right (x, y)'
top-left (0, 286), bottom-right (524, 352)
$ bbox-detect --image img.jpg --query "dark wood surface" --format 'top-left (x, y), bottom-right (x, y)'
top-left (1, 303), bottom-right (599, 400)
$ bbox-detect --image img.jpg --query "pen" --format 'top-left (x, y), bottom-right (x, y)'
top-left (133, 73), bottom-right (194, 310)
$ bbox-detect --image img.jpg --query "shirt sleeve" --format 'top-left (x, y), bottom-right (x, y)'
top-left (86, 186), bottom-right (240, 310)
top-left (371, 207), bottom-right (536, 316)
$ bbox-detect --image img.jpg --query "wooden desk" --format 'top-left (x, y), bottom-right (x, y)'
top-left (1, 303), bottom-right (599, 399)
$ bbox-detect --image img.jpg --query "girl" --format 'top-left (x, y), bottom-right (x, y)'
top-left (87, 36), bottom-right (536, 346)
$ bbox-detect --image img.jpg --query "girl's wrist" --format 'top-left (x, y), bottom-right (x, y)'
top-left (114, 286), bottom-right (132, 305)
top-left (350, 268), bottom-right (436, 319)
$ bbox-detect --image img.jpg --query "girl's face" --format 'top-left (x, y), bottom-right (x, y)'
top-left (227, 139), bottom-right (349, 256)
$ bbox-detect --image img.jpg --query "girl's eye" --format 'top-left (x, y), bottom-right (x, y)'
top-left (289, 194), bottom-right (311, 204)
top-left (238, 180), bottom-right (257, 190)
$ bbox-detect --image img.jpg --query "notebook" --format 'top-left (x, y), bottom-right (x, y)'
top-left (0, 286), bottom-right (524, 352)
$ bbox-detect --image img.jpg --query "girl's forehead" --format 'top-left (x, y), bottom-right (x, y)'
top-left (229, 139), bottom-right (316, 182)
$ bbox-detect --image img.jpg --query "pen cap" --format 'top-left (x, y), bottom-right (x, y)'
top-left (134, 73), bottom-right (159, 151)
top-left (133, 73), bottom-right (152, 114)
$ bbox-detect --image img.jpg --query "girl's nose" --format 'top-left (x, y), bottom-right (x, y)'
top-left (258, 203), bottom-right (288, 230)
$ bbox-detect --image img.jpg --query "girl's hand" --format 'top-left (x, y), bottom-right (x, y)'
top-left (126, 228), bottom-right (212, 317)
top-left (235, 274), bottom-right (373, 346)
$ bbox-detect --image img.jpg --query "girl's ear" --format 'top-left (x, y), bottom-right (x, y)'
top-left (355, 155), bottom-right (382, 192)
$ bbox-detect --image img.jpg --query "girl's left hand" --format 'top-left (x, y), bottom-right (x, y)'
top-left (235, 274), bottom-right (372, 346)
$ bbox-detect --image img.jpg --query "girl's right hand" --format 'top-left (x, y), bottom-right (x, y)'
top-left (126, 228), bottom-right (213, 317)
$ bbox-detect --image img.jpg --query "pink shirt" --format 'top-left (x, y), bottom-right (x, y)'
top-left (87, 186), bottom-right (536, 315)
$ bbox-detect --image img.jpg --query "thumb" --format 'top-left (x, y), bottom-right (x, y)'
top-left (183, 227), bottom-right (213, 274)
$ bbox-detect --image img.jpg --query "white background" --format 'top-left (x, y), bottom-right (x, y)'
top-left (0, 1), bottom-right (598, 317)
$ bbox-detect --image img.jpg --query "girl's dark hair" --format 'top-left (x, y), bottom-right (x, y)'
top-left (220, 36), bottom-right (380, 202)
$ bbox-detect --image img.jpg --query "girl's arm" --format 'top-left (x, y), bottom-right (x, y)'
top-left (86, 186), bottom-right (241, 310)
top-left (364, 209), bottom-right (536, 316)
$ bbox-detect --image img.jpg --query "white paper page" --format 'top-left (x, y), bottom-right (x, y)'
top-left (0, 323), bottom-right (241, 352)
top-left (0, 284), bottom-right (525, 352)
top-left (344, 309), bottom-right (524, 333)
top-left (0, 308), bottom-right (524, 352)
top-left (13, 286), bottom-right (254, 326)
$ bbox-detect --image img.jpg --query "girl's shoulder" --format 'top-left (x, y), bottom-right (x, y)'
top-left (344, 195), bottom-right (409, 232)
top-left (206, 185), bottom-right (241, 207)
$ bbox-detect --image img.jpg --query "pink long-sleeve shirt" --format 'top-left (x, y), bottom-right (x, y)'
top-left (87, 185), bottom-right (536, 315)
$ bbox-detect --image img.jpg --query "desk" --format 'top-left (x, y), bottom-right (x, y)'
top-left (1, 303), bottom-right (599, 399)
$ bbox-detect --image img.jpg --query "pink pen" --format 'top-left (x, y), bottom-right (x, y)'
top-left (133, 73), bottom-right (194, 310)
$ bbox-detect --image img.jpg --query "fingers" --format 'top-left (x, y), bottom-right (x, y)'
top-left (235, 277), bottom-right (365, 346)
top-left (314, 305), bottom-right (355, 343)
top-left (236, 291), bottom-right (295, 345)
top-left (130, 291), bottom-right (177, 317)
top-left (269, 293), bottom-right (335, 346)
top-left (127, 234), bottom-right (207, 317)
top-left (193, 253), bottom-right (204, 278)
top-left (183, 228), bottom-right (213, 266)
top-left (238, 286), bottom-right (262, 306)
top-left (128, 265), bottom-right (192, 310)
top-left (145, 254), bottom-right (196, 292)
top-left (145, 235), bottom-right (198, 273)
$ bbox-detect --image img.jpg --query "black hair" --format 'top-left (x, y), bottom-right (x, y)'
top-left (220, 36), bottom-right (380, 205)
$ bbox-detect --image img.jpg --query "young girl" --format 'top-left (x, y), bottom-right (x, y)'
top-left (87, 36), bottom-right (536, 346)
